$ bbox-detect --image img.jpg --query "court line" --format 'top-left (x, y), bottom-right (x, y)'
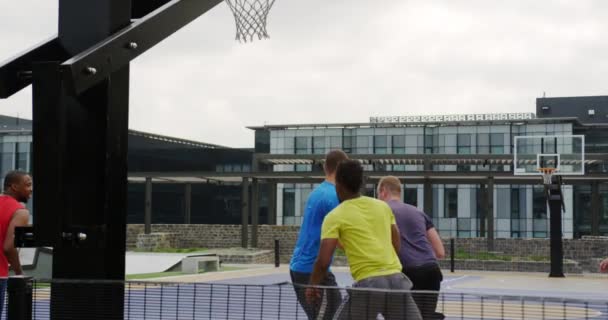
top-left (442, 275), bottom-right (468, 284)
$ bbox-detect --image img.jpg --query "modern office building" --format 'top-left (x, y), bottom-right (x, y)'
top-left (2, 95), bottom-right (606, 240)
top-left (250, 96), bottom-right (608, 239)
top-left (0, 115), bottom-right (257, 225)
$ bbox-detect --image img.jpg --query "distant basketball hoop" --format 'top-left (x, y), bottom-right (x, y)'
top-left (538, 167), bottom-right (558, 185)
top-left (225, 0), bottom-right (276, 42)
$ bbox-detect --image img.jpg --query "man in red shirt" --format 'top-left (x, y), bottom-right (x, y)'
top-left (0, 171), bottom-right (32, 317)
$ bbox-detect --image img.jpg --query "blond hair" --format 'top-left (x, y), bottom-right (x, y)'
top-left (378, 176), bottom-right (402, 196)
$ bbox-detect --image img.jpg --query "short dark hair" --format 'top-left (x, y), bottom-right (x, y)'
top-left (324, 150), bottom-right (348, 174)
top-left (336, 159), bottom-right (363, 194)
top-left (4, 171), bottom-right (28, 191)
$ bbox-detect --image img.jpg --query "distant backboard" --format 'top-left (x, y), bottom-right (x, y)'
top-left (513, 135), bottom-right (585, 175)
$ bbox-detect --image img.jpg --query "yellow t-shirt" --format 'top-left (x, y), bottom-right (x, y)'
top-left (321, 196), bottom-right (402, 281)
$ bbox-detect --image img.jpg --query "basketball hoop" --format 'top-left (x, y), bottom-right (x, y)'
top-left (225, 0), bottom-right (276, 42)
top-left (538, 168), bottom-right (558, 185)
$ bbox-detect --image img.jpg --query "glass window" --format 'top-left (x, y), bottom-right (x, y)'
top-left (374, 136), bottom-right (388, 154)
top-left (1, 143), bottom-right (14, 177)
top-left (511, 188), bottom-right (520, 219)
top-left (329, 136), bottom-right (342, 150)
top-left (424, 134), bottom-right (433, 154)
top-left (490, 133), bottom-right (504, 154)
top-left (478, 133), bottom-right (490, 153)
top-left (283, 188), bottom-right (295, 217)
top-left (295, 137), bottom-right (309, 154)
top-left (444, 188), bottom-right (458, 218)
top-left (543, 138), bottom-right (557, 154)
top-left (356, 136), bottom-right (370, 154)
top-left (533, 186), bottom-right (547, 219)
top-left (392, 136), bottom-right (406, 154)
top-left (456, 165), bottom-right (471, 172)
top-left (404, 188), bottom-right (417, 206)
top-left (457, 134), bottom-right (471, 154)
top-left (313, 137), bottom-right (325, 154)
top-left (343, 136), bottom-right (353, 153)
top-left (295, 164), bottom-right (311, 172)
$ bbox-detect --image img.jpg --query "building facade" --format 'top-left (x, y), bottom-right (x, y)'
top-left (251, 96), bottom-right (608, 239)
top-left (0, 116), bottom-right (258, 225)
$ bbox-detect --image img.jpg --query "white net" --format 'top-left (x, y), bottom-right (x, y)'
top-left (538, 168), bottom-right (557, 185)
top-left (225, 0), bottom-right (276, 42)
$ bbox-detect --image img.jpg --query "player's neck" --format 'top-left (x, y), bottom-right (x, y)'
top-left (3, 191), bottom-right (16, 199)
top-left (325, 176), bottom-right (336, 184)
top-left (341, 192), bottom-right (360, 202)
top-left (388, 195), bottom-right (401, 202)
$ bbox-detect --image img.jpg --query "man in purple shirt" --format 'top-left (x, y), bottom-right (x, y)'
top-left (378, 176), bottom-right (446, 320)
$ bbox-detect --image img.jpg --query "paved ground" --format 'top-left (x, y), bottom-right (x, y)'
top-left (24, 263), bottom-right (608, 319)
top-left (130, 265), bottom-right (608, 319)
top-left (143, 264), bottom-right (608, 301)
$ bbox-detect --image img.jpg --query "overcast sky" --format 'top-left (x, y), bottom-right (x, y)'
top-left (1, 1), bottom-right (608, 147)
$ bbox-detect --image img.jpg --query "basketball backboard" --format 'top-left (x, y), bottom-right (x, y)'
top-left (513, 135), bottom-right (585, 175)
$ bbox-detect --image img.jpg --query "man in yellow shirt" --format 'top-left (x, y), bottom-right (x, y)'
top-left (306, 160), bottom-right (421, 320)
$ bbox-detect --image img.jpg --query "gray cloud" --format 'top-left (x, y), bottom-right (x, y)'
top-left (1, 0), bottom-right (608, 147)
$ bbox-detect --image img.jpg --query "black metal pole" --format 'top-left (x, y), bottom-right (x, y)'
top-left (548, 176), bottom-right (565, 278)
top-left (241, 178), bottom-right (250, 248)
top-left (275, 239), bottom-right (280, 268)
top-left (486, 177), bottom-right (495, 252)
top-left (2, 1), bottom-right (224, 319)
top-left (251, 178), bottom-right (259, 247)
top-left (450, 238), bottom-right (455, 273)
top-left (145, 177), bottom-right (153, 234)
top-left (7, 276), bottom-right (33, 320)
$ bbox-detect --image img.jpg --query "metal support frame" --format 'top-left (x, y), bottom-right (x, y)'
top-left (7, 276), bottom-right (33, 320)
top-left (145, 177), bottom-right (153, 234)
top-left (423, 178), bottom-right (433, 216)
top-left (268, 182), bottom-right (277, 225)
top-left (486, 177), bottom-right (495, 251)
top-left (184, 183), bottom-right (192, 224)
top-left (241, 177), bottom-right (250, 248)
top-left (591, 181), bottom-right (600, 236)
top-left (251, 178), bottom-right (259, 247)
top-left (479, 183), bottom-right (486, 238)
top-left (0, 0), bottom-right (224, 318)
top-left (547, 175), bottom-right (565, 278)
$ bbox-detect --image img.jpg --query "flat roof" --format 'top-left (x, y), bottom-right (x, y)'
top-left (128, 153), bottom-right (608, 184)
top-left (247, 117), bottom-right (584, 130)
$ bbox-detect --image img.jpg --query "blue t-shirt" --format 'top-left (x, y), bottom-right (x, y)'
top-left (290, 181), bottom-right (339, 273)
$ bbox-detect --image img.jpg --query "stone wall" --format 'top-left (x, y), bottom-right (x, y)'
top-left (443, 236), bottom-right (608, 273)
top-left (437, 259), bottom-right (583, 274)
top-left (127, 225), bottom-right (608, 272)
top-left (127, 224), bottom-right (299, 263)
top-left (135, 232), bottom-right (178, 251)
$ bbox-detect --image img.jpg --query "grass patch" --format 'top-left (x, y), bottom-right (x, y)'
top-left (220, 266), bottom-right (244, 272)
top-left (127, 271), bottom-right (184, 280)
top-left (132, 247), bottom-right (207, 253)
top-left (34, 282), bottom-right (51, 289)
top-left (454, 250), bottom-right (550, 262)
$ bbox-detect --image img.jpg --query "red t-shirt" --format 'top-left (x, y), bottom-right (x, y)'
top-left (0, 196), bottom-right (24, 277)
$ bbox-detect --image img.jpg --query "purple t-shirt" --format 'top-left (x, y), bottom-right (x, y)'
top-left (387, 200), bottom-right (437, 269)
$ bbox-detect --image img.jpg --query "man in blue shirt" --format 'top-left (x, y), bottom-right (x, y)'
top-left (290, 149), bottom-right (348, 320)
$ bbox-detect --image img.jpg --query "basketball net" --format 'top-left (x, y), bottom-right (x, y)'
top-left (225, 0), bottom-right (276, 42)
top-left (538, 168), bottom-right (558, 185)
